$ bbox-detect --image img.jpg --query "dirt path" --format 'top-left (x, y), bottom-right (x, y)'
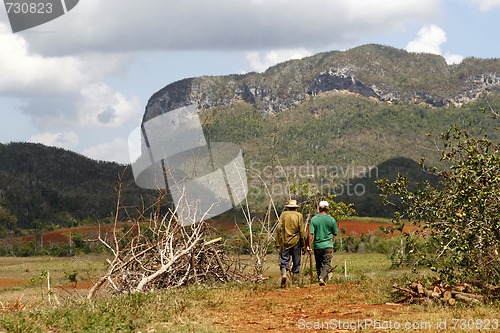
top-left (209, 282), bottom-right (405, 333)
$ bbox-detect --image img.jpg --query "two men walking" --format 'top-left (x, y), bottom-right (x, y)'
top-left (276, 199), bottom-right (338, 287)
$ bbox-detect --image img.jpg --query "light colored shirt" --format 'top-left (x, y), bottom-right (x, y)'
top-left (275, 210), bottom-right (306, 250)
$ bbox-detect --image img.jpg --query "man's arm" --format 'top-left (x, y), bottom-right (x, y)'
top-left (275, 221), bottom-right (282, 250)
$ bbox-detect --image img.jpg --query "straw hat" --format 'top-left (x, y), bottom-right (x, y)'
top-left (285, 199), bottom-right (299, 208)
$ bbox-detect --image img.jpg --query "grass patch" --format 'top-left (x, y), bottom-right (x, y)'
top-left (341, 216), bottom-right (393, 223)
top-left (330, 252), bottom-right (391, 275)
top-left (0, 255), bottom-right (106, 282)
top-left (1, 286), bottom-right (226, 332)
top-left (0, 255), bottom-right (109, 305)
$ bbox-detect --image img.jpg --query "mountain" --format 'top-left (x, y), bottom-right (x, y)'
top-left (0, 142), bottom-right (143, 232)
top-left (142, 44), bottom-right (500, 215)
top-left (144, 44), bottom-right (500, 121)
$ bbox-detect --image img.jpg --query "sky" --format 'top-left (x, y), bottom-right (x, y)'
top-left (0, 0), bottom-right (499, 164)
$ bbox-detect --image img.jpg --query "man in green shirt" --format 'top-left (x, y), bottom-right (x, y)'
top-left (275, 199), bottom-right (306, 288)
top-left (307, 200), bottom-right (338, 286)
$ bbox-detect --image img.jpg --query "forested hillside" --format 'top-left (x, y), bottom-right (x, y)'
top-left (202, 94), bottom-right (499, 168)
top-left (0, 143), bottom-right (143, 234)
top-left (199, 94), bottom-right (499, 214)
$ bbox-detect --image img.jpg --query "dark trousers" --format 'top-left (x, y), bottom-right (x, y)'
top-left (314, 247), bottom-right (333, 280)
top-left (279, 242), bottom-right (302, 274)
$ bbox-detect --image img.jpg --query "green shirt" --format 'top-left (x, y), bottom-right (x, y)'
top-left (310, 213), bottom-right (338, 249)
top-left (275, 210), bottom-right (306, 250)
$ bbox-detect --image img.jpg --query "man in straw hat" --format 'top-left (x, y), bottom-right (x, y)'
top-left (307, 200), bottom-right (338, 286)
top-left (275, 199), bottom-right (306, 288)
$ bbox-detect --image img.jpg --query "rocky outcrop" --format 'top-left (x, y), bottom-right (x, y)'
top-left (307, 69), bottom-right (379, 99)
top-left (144, 78), bottom-right (195, 122)
top-left (453, 73), bottom-right (500, 106)
top-left (234, 84), bottom-right (256, 105)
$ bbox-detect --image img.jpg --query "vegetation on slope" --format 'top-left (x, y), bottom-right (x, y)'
top-left (201, 94), bottom-right (499, 214)
top-left (0, 143), bottom-right (145, 233)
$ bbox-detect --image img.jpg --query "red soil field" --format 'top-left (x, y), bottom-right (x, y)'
top-left (2, 219), bottom-right (415, 248)
top-left (0, 278), bottom-right (27, 287)
top-left (2, 225), bottom-right (121, 246)
top-left (337, 220), bottom-right (417, 236)
top-left (212, 219), bottom-right (417, 236)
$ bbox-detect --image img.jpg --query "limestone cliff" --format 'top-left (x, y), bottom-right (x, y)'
top-left (144, 44), bottom-right (500, 122)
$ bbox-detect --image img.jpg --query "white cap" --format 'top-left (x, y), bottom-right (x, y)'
top-left (319, 200), bottom-right (329, 208)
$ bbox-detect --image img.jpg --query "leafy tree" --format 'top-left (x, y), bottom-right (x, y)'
top-left (0, 206), bottom-right (17, 234)
top-left (290, 181), bottom-right (356, 221)
top-left (377, 123), bottom-right (499, 290)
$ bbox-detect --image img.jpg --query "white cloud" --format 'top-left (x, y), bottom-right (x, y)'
top-left (0, 17), bottom-right (142, 128)
top-left (245, 48), bottom-right (312, 73)
top-left (0, 23), bottom-right (136, 97)
top-left (76, 83), bottom-right (141, 127)
top-left (406, 24), bottom-right (463, 65)
top-left (29, 131), bottom-right (79, 149)
top-left (21, 83), bottom-right (141, 129)
top-left (444, 53), bottom-right (464, 65)
top-left (0, 23), bottom-right (87, 95)
top-left (470, 0), bottom-right (500, 11)
top-left (0, 22), bottom-right (141, 129)
top-left (0, 0), bottom-right (442, 131)
top-left (81, 137), bottom-right (130, 164)
top-left (405, 24), bottom-right (446, 55)
top-left (21, 0), bottom-right (440, 55)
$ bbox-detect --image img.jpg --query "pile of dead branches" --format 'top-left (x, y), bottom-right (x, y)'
top-left (392, 279), bottom-right (490, 306)
top-left (88, 216), bottom-right (256, 299)
top-left (87, 188), bottom-right (256, 299)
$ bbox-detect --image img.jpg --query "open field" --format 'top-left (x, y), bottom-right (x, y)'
top-left (1, 218), bottom-right (416, 250)
top-left (0, 255), bottom-right (107, 308)
top-left (0, 254), bottom-right (497, 332)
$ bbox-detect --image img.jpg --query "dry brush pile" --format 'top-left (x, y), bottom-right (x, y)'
top-left (87, 190), bottom-right (260, 300)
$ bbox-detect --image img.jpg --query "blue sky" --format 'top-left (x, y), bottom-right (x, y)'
top-left (0, 0), bottom-right (499, 163)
